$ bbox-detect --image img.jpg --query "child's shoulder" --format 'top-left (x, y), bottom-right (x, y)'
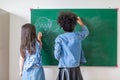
top-left (35, 40), bottom-right (41, 48)
top-left (55, 34), bottom-right (65, 42)
top-left (55, 33), bottom-right (68, 43)
top-left (56, 33), bottom-right (66, 39)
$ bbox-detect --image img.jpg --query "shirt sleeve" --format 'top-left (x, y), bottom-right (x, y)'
top-left (54, 36), bottom-right (62, 61)
top-left (77, 25), bottom-right (89, 40)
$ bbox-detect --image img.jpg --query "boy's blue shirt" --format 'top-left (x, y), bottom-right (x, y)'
top-left (54, 26), bottom-right (89, 68)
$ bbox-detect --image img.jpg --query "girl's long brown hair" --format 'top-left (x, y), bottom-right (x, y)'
top-left (20, 23), bottom-right (37, 58)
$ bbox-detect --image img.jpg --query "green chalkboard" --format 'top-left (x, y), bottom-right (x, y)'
top-left (31, 9), bottom-right (117, 66)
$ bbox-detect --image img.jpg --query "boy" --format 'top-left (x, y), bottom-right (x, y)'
top-left (54, 12), bottom-right (89, 80)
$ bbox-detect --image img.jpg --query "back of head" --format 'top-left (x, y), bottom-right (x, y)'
top-left (20, 23), bottom-right (37, 57)
top-left (57, 12), bottom-right (77, 32)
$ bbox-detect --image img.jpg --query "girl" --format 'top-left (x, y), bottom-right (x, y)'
top-left (54, 12), bottom-right (89, 80)
top-left (19, 23), bottom-right (45, 80)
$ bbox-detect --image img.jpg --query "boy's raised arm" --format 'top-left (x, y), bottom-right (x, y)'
top-left (77, 17), bottom-right (85, 27)
top-left (77, 17), bottom-right (89, 40)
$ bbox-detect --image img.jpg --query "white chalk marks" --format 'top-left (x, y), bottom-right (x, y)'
top-left (35, 17), bottom-right (60, 35)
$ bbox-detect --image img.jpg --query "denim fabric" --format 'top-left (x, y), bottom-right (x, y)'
top-left (23, 41), bottom-right (42, 71)
top-left (54, 26), bottom-right (89, 68)
top-left (22, 67), bottom-right (45, 80)
top-left (22, 41), bottom-right (45, 80)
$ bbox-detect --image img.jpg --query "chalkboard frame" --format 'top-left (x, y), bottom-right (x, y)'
top-left (31, 9), bottom-right (117, 66)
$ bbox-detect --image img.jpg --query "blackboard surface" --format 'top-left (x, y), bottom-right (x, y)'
top-left (31, 9), bottom-right (117, 66)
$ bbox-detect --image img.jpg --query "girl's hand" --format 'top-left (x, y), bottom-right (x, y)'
top-left (77, 17), bottom-right (84, 27)
top-left (37, 32), bottom-right (42, 47)
top-left (38, 32), bottom-right (42, 41)
top-left (19, 71), bottom-right (22, 77)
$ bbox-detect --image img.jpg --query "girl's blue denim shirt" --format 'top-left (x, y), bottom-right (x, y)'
top-left (23, 41), bottom-right (42, 71)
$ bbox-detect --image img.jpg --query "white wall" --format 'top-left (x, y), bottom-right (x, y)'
top-left (0, 0), bottom-right (120, 80)
top-left (0, 9), bottom-right (9, 80)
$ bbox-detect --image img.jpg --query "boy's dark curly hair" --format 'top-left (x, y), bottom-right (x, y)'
top-left (57, 12), bottom-right (77, 32)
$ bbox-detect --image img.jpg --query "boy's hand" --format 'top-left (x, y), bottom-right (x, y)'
top-left (77, 17), bottom-right (84, 27)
